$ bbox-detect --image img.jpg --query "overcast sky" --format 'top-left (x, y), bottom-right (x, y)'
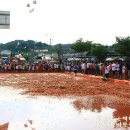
top-left (0, 0), bottom-right (130, 45)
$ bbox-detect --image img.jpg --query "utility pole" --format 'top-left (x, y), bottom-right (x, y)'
top-left (50, 38), bottom-right (52, 60)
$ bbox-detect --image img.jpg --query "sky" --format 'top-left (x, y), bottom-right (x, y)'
top-left (0, 0), bottom-right (130, 45)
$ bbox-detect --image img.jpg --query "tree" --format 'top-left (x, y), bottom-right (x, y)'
top-left (54, 43), bottom-right (63, 62)
top-left (71, 38), bottom-right (92, 53)
top-left (113, 36), bottom-right (130, 58)
top-left (91, 44), bottom-right (107, 61)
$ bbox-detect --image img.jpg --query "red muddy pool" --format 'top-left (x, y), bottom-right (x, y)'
top-left (0, 72), bottom-right (130, 130)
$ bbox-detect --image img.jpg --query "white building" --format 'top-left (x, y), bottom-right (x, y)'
top-left (0, 50), bottom-right (11, 56)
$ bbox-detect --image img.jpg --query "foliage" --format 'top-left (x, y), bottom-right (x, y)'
top-left (0, 40), bottom-right (72, 54)
top-left (3, 36), bottom-right (130, 60)
top-left (71, 38), bottom-right (92, 53)
top-left (54, 43), bottom-right (63, 61)
top-left (91, 44), bottom-right (108, 61)
top-left (113, 36), bottom-right (130, 58)
top-left (22, 52), bottom-right (32, 61)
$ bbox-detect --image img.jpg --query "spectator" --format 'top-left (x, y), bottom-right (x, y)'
top-left (73, 63), bottom-right (78, 76)
top-left (104, 63), bottom-right (110, 78)
top-left (126, 61), bottom-right (130, 80)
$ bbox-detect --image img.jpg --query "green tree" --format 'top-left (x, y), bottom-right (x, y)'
top-left (22, 52), bottom-right (32, 61)
top-left (113, 36), bottom-right (130, 58)
top-left (54, 43), bottom-right (63, 62)
top-left (91, 44), bottom-right (107, 61)
top-left (71, 38), bottom-right (92, 53)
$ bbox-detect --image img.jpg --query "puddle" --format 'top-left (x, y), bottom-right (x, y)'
top-left (0, 87), bottom-right (130, 130)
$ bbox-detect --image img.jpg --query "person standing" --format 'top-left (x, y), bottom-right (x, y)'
top-left (73, 63), bottom-right (78, 76)
top-left (119, 61), bottom-right (123, 79)
top-left (126, 61), bottom-right (130, 80)
top-left (115, 61), bottom-right (120, 78)
top-left (81, 62), bottom-right (86, 74)
top-left (104, 63), bottom-right (110, 78)
top-left (122, 63), bottom-right (126, 79)
top-left (112, 61), bottom-right (116, 78)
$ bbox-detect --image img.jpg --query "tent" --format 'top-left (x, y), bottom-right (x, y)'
top-left (67, 58), bottom-right (81, 61)
top-left (105, 58), bottom-right (114, 61)
top-left (16, 54), bottom-right (26, 61)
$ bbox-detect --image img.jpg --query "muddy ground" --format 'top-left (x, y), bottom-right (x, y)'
top-left (0, 72), bottom-right (130, 100)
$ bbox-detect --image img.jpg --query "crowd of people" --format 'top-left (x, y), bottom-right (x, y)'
top-left (72, 60), bottom-right (130, 80)
top-left (0, 59), bottom-right (130, 80)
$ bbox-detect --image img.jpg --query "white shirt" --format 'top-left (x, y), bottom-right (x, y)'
top-left (87, 63), bottom-right (90, 68)
top-left (115, 63), bottom-right (119, 71)
top-left (81, 63), bottom-right (86, 70)
top-left (112, 63), bottom-right (116, 71)
top-left (105, 65), bottom-right (110, 74)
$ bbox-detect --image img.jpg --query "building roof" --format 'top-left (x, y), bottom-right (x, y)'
top-left (0, 50), bottom-right (11, 55)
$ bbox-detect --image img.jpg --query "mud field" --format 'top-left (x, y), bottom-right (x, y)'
top-left (0, 72), bottom-right (130, 99)
top-left (0, 72), bottom-right (130, 130)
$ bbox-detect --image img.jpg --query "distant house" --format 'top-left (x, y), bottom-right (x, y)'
top-left (107, 52), bottom-right (123, 57)
top-left (0, 50), bottom-right (12, 56)
top-left (63, 52), bottom-right (88, 59)
top-left (34, 49), bottom-right (48, 53)
top-left (34, 49), bottom-right (49, 58)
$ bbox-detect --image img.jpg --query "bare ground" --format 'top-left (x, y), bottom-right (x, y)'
top-left (0, 72), bottom-right (130, 100)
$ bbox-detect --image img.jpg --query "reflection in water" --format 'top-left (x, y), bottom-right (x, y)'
top-left (0, 87), bottom-right (130, 130)
top-left (113, 106), bottom-right (130, 128)
top-left (0, 123), bottom-right (9, 130)
top-left (73, 96), bottom-right (107, 112)
top-left (73, 96), bottom-right (130, 129)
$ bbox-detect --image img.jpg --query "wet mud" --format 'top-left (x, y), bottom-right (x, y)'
top-left (0, 72), bottom-right (130, 98)
top-left (0, 72), bottom-right (130, 130)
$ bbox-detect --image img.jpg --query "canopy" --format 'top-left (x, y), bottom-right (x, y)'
top-left (16, 54), bottom-right (26, 61)
top-left (67, 58), bottom-right (81, 61)
top-left (105, 58), bottom-right (114, 61)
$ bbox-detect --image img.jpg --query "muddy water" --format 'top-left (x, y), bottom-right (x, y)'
top-left (0, 87), bottom-right (130, 130)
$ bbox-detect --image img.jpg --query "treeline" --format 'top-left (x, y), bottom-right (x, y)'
top-left (0, 40), bottom-right (71, 54)
top-left (0, 36), bottom-right (130, 61)
top-left (71, 36), bottom-right (130, 61)
top-left (0, 40), bottom-right (49, 53)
